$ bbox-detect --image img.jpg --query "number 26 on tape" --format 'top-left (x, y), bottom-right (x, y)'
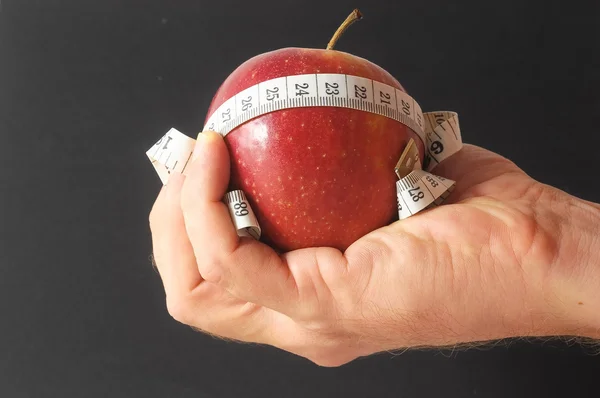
top-left (241, 96), bottom-right (253, 111)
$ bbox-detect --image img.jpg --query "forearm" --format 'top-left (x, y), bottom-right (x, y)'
top-left (545, 188), bottom-right (600, 338)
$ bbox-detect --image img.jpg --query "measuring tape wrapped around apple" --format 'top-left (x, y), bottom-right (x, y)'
top-left (146, 72), bottom-right (462, 241)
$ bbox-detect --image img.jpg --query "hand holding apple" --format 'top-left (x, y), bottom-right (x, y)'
top-left (149, 131), bottom-right (600, 366)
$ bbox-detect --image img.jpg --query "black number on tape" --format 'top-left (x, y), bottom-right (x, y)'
top-left (425, 176), bottom-right (439, 187)
top-left (163, 136), bottom-right (173, 149)
top-left (434, 113), bottom-right (445, 125)
top-left (234, 202), bottom-right (249, 217)
top-left (266, 87), bottom-right (279, 101)
top-left (397, 197), bottom-right (403, 212)
top-left (155, 135), bottom-right (172, 150)
top-left (380, 91), bottom-right (391, 105)
top-left (325, 82), bottom-right (340, 96)
top-left (430, 141), bottom-right (444, 155)
top-left (354, 85), bottom-right (367, 99)
top-left (241, 96), bottom-right (253, 111)
top-left (401, 100), bottom-right (411, 116)
top-left (208, 122), bottom-right (215, 131)
top-left (222, 108), bottom-right (231, 123)
top-left (295, 83), bottom-right (310, 96)
top-left (416, 113), bottom-right (423, 127)
top-left (408, 187), bottom-right (424, 202)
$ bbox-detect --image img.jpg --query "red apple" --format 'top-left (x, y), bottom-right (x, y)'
top-left (204, 11), bottom-right (424, 252)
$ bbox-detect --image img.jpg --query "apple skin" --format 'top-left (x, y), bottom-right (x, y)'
top-left (204, 47), bottom-right (424, 252)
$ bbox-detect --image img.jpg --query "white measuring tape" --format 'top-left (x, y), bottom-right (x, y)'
top-left (146, 73), bottom-right (463, 240)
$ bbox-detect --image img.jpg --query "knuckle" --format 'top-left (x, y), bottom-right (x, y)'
top-left (300, 331), bottom-right (358, 367)
top-left (307, 349), bottom-right (354, 368)
top-left (165, 294), bottom-right (195, 325)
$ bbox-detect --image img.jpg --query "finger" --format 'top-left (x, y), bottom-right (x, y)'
top-left (148, 171), bottom-right (297, 345)
top-left (174, 287), bottom-right (302, 347)
top-left (180, 132), bottom-right (303, 316)
top-left (434, 143), bottom-right (523, 185)
top-left (148, 157), bottom-right (314, 351)
top-left (149, 172), bottom-right (203, 299)
top-left (431, 144), bottom-right (527, 201)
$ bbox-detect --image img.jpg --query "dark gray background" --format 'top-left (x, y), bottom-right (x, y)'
top-left (1, 0), bottom-right (599, 397)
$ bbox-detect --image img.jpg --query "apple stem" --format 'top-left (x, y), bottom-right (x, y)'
top-left (326, 9), bottom-right (363, 50)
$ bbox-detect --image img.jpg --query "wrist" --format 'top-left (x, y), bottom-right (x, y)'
top-left (542, 187), bottom-right (600, 338)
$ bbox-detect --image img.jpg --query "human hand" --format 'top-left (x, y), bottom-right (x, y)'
top-left (149, 131), bottom-right (600, 366)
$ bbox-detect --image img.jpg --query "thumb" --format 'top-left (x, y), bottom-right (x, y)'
top-left (180, 129), bottom-right (241, 273)
top-left (185, 131), bottom-right (231, 203)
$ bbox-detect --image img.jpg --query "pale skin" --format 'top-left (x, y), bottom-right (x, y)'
top-left (149, 131), bottom-right (600, 367)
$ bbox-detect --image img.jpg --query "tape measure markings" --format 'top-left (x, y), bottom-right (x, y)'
top-left (202, 73), bottom-right (426, 146)
top-left (182, 151), bottom-right (193, 172)
top-left (421, 178), bottom-right (437, 200)
top-left (446, 120), bottom-right (458, 140)
top-left (427, 152), bottom-right (441, 167)
top-left (223, 190), bottom-right (261, 240)
top-left (396, 170), bottom-right (456, 220)
top-left (225, 190), bottom-right (244, 203)
top-left (397, 191), bottom-right (414, 217)
top-left (422, 112), bottom-right (461, 171)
